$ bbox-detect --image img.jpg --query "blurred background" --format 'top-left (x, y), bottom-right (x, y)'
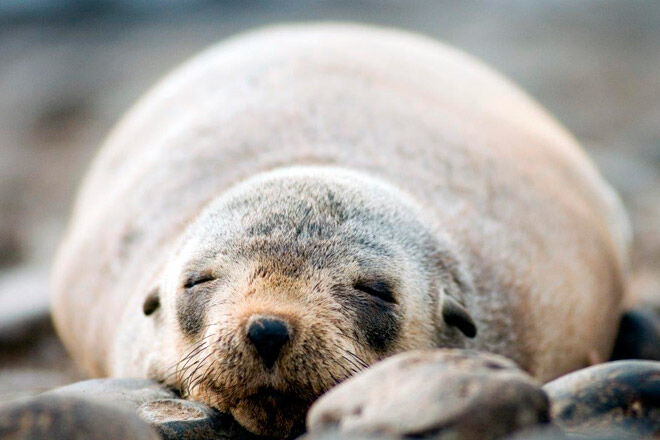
top-left (0, 0), bottom-right (658, 398)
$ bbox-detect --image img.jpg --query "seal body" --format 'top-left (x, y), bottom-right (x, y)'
top-left (52, 24), bottom-right (630, 437)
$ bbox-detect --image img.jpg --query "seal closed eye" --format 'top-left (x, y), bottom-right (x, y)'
top-left (183, 273), bottom-right (216, 289)
top-left (354, 280), bottom-right (396, 304)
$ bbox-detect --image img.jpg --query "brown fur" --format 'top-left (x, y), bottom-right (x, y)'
top-left (51, 24), bottom-right (630, 437)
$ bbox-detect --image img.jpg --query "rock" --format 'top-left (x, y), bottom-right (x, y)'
top-left (502, 425), bottom-right (622, 439)
top-left (44, 378), bottom-right (174, 408)
top-left (0, 265), bottom-right (52, 348)
top-left (307, 349), bottom-right (550, 440)
top-left (610, 307), bottom-right (660, 361)
top-left (44, 378), bottom-right (261, 440)
top-left (300, 430), bottom-right (398, 440)
top-left (0, 394), bottom-right (159, 440)
top-left (543, 360), bottom-right (660, 438)
top-left (0, 369), bottom-right (76, 401)
top-left (0, 265), bottom-right (81, 400)
top-left (138, 399), bottom-right (255, 440)
top-left (0, 332), bottom-right (81, 399)
top-left (0, 227), bottom-right (21, 268)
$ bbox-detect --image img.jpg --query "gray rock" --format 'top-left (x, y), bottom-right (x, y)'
top-left (544, 360), bottom-right (660, 439)
top-left (0, 369), bottom-right (76, 401)
top-left (44, 378), bottom-right (262, 440)
top-left (502, 425), bottom-right (622, 440)
top-left (0, 394), bottom-right (159, 440)
top-left (0, 265), bottom-right (51, 348)
top-left (0, 265), bottom-right (81, 400)
top-left (307, 349), bottom-right (550, 440)
top-left (610, 307), bottom-right (660, 361)
top-left (299, 429), bottom-right (398, 440)
top-left (0, 331), bottom-right (81, 399)
top-left (138, 398), bottom-right (258, 440)
top-left (44, 378), bottom-right (175, 409)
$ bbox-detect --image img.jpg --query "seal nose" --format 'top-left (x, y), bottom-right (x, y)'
top-left (246, 316), bottom-right (291, 368)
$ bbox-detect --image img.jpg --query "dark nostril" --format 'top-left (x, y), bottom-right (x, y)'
top-left (246, 317), bottom-right (291, 369)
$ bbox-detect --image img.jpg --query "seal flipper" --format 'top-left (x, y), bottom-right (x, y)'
top-left (442, 296), bottom-right (477, 338)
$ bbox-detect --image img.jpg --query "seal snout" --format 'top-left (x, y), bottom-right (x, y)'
top-left (246, 315), bottom-right (292, 369)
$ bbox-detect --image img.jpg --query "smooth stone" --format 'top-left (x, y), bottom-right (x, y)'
top-left (0, 394), bottom-right (159, 440)
top-left (0, 369), bottom-right (75, 401)
top-left (138, 399), bottom-right (259, 440)
top-left (0, 265), bottom-right (52, 348)
top-left (299, 429), bottom-right (398, 440)
top-left (544, 360), bottom-right (660, 438)
top-left (0, 265), bottom-right (81, 400)
top-left (610, 307), bottom-right (660, 361)
top-left (502, 425), bottom-right (623, 439)
top-left (44, 378), bottom-right (175, 409)
top-left (44, 378), bottom-right (262, 440)
top-left (307, 349), bottom-right (550, 440)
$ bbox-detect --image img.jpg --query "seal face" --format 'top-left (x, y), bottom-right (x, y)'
top-left (147, 169), bottom-right (475, 436)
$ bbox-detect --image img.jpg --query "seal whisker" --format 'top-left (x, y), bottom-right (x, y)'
top-left (162, 354), bottom-right (203, 382)
top-left (337, 352), bottom-right (363, 373)
top-left (344, 349), bottom-right (369, 369)
top-left (183, 350), bottom-right (217, 395)
top-left (176, 354), bottom-right (207, 382)
top-left (161, 335), bottom-right (214, 380)
top-left (161, 344), bottom-right (213, 389)
top-left (179, 339), bottom-right (212, 365)
top-left (189, 349), bottom-right (218, 388)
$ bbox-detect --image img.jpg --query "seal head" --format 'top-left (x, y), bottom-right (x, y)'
top-left (142, 167), bottom-right (476, 437)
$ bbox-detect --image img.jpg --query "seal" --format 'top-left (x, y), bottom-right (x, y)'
top-left (51, 23), bottom-right (631, 437)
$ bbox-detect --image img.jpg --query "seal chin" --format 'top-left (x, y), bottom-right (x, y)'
top-left (229, 387), bottom-right (309, 438)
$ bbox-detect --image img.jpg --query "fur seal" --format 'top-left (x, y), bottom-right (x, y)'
top-left (51, 23), bottom-right (630, 437)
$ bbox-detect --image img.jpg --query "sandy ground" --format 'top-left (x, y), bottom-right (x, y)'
top-left (0, 0), bottom-right (658, 399)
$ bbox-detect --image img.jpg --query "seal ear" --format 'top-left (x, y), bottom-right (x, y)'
top-left (432, 239), bottom-right (478, 339)
top-left (142, 287), bottom-right (161, 316)
top-left (442, 295), bottom-right (477, 338)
